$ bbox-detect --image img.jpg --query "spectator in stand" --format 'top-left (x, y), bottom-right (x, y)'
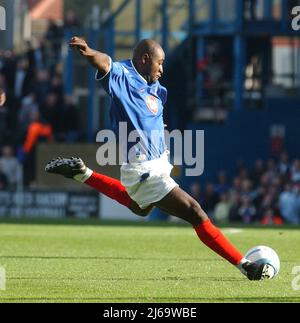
top-left (41, 92), bottom-right (63, 139)
top-left (0, 88), bottom-right (6, 106)
top-left (0, 165), bottom-right (8, 190)
top-left (291, 159), bottom-right (300, 183)
top-left (22, 110), bottom-right (53, 186)
top-left (256, 191), bottom-right (276, 222)
top-left (249, 158), bottom-right (265, 187)
top-left (277, 151), bottom-right (290, 177)
top-left (34, 69), bottom-right (50, 106)
top-left (240, 178), bottom-right (256, 201)
top-left (269, 177), bottom-right (282, 200)
top-left (18, 93), bottom-right (40, 135)
top-left (215, 171), bottom-right (230, 195)
top-left (238, 166), bottom-right (249, 181)
top-left (202, 182), bottom-right (219, 219)
top-left (50, 74), bottom-right (64, 106)
top-left (13, 58), bottom-right (33, 101)
top-left (260, 208), bottom-right (283, 226)
top-left (214, 192), bottom-right (231, 224)
top-left (1, 70), bottom-right (21, 144)
top-left (0, 74), bottom-right (7, 100)
top-left (0, 87), bottom-right (9, 144)
top-left (0, 145), bottom-right (21, 190)
top-left (279, 182), bottom-right (300, 224)
top-left (295, 181), bottom-right (300, 224)
top-left (252, 177), bottom-right (268, 210)
top-left (238, 195), bottom-right (256, 224)
top-left (26, 38), bottom-right (47, 71)
top-left (46, 20), bottom-right (64, 67)
top-left (189, 182), bottom-right (204, 205)
top-left (264, 158), bottom-right (278, 183)
top-left (62, 95), bottom-right (80, 142)
top-left (23, 111), bottom-right (53, 155)
top-left (0, 50), bottom-right (16, 93)
top-left (231, 176), bottom-right (242, 195)
top-left (228, 191), bottom-right (241, 222)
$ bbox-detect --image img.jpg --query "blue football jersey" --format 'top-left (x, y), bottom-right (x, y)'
top-left (96, 58), bottom-right (168, 163)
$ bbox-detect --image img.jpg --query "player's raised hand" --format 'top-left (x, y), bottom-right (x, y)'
top-left (0, 90), bottom-right (6, 106)
top-left (69, 36), bottom-right (95, 57)
top-left (69, 36), bottom-right (110, 74)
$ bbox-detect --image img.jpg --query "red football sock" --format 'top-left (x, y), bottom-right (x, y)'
top-left (194, 219), bottom-right (243, 265)
top-left (85, 172), bottom-right (132, 208)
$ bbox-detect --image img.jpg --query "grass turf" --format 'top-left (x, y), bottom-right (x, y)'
top-left (0, 218), bottom-right (299, 303)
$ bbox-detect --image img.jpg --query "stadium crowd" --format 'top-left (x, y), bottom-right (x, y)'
top-left (0, 21), bottom-right (81, 146)
top-left (188, 152), bottom-right (300, 225)
top-left (0, 15), bottom-right (81, 184)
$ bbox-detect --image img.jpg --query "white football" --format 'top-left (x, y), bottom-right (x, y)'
top-left (244, 245), bottom-right (280, 279)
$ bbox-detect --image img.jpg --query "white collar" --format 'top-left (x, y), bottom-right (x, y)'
top-left (130, 60), bottom-right (147, 84)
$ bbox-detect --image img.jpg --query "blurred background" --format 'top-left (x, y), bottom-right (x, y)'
top-left (0, 0), bottom-right (300, 225)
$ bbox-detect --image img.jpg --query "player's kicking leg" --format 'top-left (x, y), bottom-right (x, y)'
top-left (154, 186), bottom-right (272, 281)
top-left (45, 157), bottom-right (270, 280)
top-left (45, 157), bottom-right (153, 217)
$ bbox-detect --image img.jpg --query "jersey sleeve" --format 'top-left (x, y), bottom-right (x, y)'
top-left (158, 84), bottom-right (168, 105)
top-left (95, 57), bottom-right (126, 97)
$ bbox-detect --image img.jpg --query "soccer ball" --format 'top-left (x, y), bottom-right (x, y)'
top-left (244, 245), bottom-right (280, 279)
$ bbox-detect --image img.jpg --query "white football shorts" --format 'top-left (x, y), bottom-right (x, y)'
top-left (120, 151), bottom-right (178, 209)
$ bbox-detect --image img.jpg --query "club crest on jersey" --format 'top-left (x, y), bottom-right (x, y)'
top-left (146, 95), bottom-right (158, 114)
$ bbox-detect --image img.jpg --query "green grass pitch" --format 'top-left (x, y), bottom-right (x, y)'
top-left (0, 218), bottom-right (300, 303)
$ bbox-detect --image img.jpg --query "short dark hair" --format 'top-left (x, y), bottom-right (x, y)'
top-left (133, 39), bottom-right (163, 60)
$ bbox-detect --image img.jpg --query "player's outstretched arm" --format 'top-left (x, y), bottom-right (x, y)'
top-left (69, 36), bottom-right (110, 76)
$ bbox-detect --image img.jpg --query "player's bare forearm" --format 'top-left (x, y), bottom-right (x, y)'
top-left (69, 36), bottom-right (110, 75)
top-left (86, 50), bottom-right (110, 72)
